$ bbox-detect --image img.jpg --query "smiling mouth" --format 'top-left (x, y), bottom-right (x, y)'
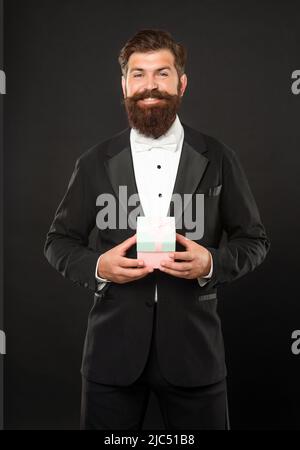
top-left (139, 97), bottom-right (163, 104)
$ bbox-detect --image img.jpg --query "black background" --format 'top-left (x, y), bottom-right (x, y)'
top-left (3, 0), bottom-right (300, 429)
top-left (0, 0), bottom-right (3, 431)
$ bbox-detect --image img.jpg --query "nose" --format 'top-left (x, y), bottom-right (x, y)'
top-left (144, 74), bottom-right (158, 91)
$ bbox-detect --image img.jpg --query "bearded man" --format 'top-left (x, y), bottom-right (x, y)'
top-left (44, 29), bottom-right (270, 430)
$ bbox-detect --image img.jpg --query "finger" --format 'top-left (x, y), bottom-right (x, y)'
top-left (119, 257), bottom-right (145, 268)
top-left (118, 234), bottom-right (137, 254)
top-left (160, 260), bottom-right (193, 271)
top-left (126, 271), bottom-right (154, 283)
top-left (175, 232), bottom-right (190, 248)
top-left (118, 266), bottom-right (153, 279)
top-left (170, 251), bottom-right (193, 261)
top-left (159, 266), bottom-right (190, 278)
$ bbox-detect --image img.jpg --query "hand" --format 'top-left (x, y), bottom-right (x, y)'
top-left (159, 233), bottom-right (212, 279)
top-left (97, 234), bottom-right (153, 284)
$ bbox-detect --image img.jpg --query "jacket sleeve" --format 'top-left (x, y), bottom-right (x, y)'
top-left (43, 157), bottom-right (100, 292)
top-left (206, 145), bottom-right (271, 288)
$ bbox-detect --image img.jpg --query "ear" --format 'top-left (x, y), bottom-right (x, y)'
top-left (121, 76), bottom-right (126, 98)
top-left (179, 74), bottom-right (188, 97)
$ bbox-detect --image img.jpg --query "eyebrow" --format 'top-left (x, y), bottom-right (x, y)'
top-left (130, 66), bottom-right (172, 73)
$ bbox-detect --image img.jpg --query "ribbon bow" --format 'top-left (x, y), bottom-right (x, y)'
top-left (134, 133), bottom-right (177, 152)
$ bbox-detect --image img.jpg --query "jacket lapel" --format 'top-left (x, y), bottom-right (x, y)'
top-left (170, 124), bottom-right (209, 226)
top-left (104, 128), bottom-right (144, 230)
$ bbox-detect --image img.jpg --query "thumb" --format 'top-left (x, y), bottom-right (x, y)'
top-left (176, 232), bottom-right (190, 248)
top-left (118, 234), bottom-right (137, 255)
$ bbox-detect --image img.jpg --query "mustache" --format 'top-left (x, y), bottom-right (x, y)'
top-left (126, 89), bottom-right (178, 102)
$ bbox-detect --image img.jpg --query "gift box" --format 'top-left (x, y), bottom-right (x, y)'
top-left (136, 216), bottom-right (176, 269)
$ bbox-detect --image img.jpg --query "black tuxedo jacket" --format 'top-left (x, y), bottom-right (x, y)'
top-left (44, 123), bottom-right (270, 387)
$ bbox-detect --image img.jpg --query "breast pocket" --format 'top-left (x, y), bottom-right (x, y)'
top-left (205, 184), bottom-right (222, 197)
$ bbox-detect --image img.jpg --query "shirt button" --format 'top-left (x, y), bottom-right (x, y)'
top-left (157, 165), bottom-right (161, 169)
top-left (84, 282), bottom-right (88, 288)
top-left (158, 193), bottom-right (162, 198)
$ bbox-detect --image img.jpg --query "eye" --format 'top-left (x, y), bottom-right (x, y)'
top-left (133, 73), bottom-right (143, 78)
top-left (160, 72), bottom-right (168, 77)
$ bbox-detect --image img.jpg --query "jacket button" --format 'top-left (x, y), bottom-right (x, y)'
top-left (84, 282), bottom-right (88, 288)
top-left (145, 300), bottom-right (154, 307)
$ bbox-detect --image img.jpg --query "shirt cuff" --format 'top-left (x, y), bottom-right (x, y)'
top-left (203, 251), bottom-right (213, 278)
top-left (95, 254), bottom-right (111, 283)
top-left (197, 251), bottom-right (213, 287)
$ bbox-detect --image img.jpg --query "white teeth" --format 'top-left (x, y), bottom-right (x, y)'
top-left (141, 98), bottom-right (161, 103)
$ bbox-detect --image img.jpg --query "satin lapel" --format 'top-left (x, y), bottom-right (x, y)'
top-left (169, 125), bottom-right (209, 227)
top-left (104, 130), bottom-right (145, 230)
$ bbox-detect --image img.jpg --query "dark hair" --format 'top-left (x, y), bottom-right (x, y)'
top-left (118, 29), bottom-right (187, 78)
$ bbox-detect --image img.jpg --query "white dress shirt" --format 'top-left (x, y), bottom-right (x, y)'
top-left (95, 115), bottom-right (213, 300)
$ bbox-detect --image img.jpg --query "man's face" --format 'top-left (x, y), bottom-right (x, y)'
top-left (122, 49), bottom-right (187, 138)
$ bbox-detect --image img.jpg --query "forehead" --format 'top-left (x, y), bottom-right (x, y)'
top-left (127, 49), bottom-right (176, 70)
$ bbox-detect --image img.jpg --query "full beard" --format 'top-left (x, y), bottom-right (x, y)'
top-left (123, 87), bottom-right (182, 139)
